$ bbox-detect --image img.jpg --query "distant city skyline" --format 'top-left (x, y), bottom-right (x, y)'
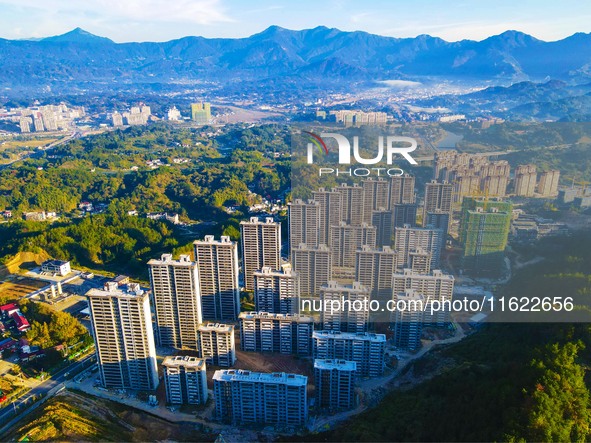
top-left (0, 0), bottom-right (590, 43)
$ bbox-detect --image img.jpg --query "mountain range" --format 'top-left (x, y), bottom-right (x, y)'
top-left (418, 80), bottom-right (591, 120)
top-left (2, 26), bottom-right (591, 94)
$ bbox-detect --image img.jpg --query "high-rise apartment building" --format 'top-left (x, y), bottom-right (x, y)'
top-left (330, 222), bottom-right (376, 271)
top-left (392, 289), bottom-right (424, 351)
top-left (19, 117), bottom-right (31, 133)
top-left (514, 164), bottom-right (537, 197)
top-left (460, 198), bottom-right (512, 277)
top-left (213, 370), bottom-right (308, 426)
top-left (240, 217), bottom-right (281, 291)
top-left (481, 161), bottom-right (511, 197)
top-left (537, 170), bottom-right (560, 197)
top-left (424, 210), bottom-right (450, 241)
top-left (394, 225), bottom-right (443, 270)
top-left (193, 236), bottom-right (240, 321)
top-left (362, 178), bottom-right (390, 224)
top-left (423, 180), bottom-right (453, 221)
top-left (111, 112), bottom-right (123, 127)
top-left (239, 311), bottom-right (314, 356)
top-left (288, 199), bottom-right (320, 251)
top-left (392, 203), bottom-right (418, 228)
top-left (291, 244), bottom-right (332, 297)
top-left (148, 254), bottom-right (201, 350)
top-left (390, 174), bottom-right (416, 206)
top-left (434, 151), bottom-right (511, 202)
top-left (254, 264), bottom-right (300, 314)
top-left (392, 268), bottom-right (455, 325)
top-left (335, 183), bottom-right (365, 226)
top-left (314, 359), bottom-right (357, 411)
top-left (408, 248), bottom-right (432, 274)
top-left (319, 281), bottom-right (369, 333)
top-left (312, 188), bottom-right (342, 246)
top-left (162, 356), bottom-right (208, 405)
top-left (87, 282), bottom-right (158, 390)
top-left (312, 330), bottom-right (386, 378)
top-left (371, 209), bottom-right (394, 247)
top-left (354, 245), bottom-right (397, 313)
top-left (197, 323), bottom-right (236, 367)
top-left (452, 172), bottom-right (481, 203)
top-left (33, 116), bottom-right (44, 132)
top-left (191, 102), bottom-right (211, 124)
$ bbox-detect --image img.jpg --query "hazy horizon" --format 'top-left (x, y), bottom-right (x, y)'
top-left (3, 24), bottom-right (591, 45)
top-left (0, 0), bottom-right (589, 43)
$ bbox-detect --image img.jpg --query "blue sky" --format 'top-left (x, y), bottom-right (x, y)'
top-left (0, 0), bottom-right (589, 42)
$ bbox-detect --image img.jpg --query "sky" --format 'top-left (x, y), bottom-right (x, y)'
top-left (0, 0), bottom-right (589, 43)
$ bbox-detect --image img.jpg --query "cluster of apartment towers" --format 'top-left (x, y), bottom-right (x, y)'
top-left (86, 155), bottom-right (513, 427)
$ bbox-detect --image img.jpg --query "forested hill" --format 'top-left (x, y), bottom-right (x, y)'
top-left (0, 123), bottom-right (291, 277)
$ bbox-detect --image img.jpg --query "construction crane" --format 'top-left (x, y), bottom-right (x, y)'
top-left (468, 186), bottom-right (490, 211)
top-left (565, 176), bottom-right (591, 196)
top-left (565, 176), bottom-right (590, 188)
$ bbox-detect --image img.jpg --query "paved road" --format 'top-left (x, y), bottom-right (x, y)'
top-left (0, 354), bottom-right (94, 437)
top-left (0, 131), bottom-right (79, 171)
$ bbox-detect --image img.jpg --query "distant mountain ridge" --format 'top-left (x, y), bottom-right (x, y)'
top-left (417, 79), bottom-right (591, 120)
top-left (2, 26), bottom-right (591, 92)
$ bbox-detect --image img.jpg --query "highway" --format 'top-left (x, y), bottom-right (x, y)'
top-left (0, 129), bottom-right (81, 171)
top-left (0, 354), bottom-right (94, 437)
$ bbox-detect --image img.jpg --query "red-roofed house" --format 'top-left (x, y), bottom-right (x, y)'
top-left (0, 303), bottom-right (18, 318)
top-left (11, 311), bottom-right (30, 332)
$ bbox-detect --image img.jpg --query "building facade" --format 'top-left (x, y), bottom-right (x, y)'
top-left (312, 188), bottom-right (342, 246)
top-left (239, 311), bottom-right (314, 356)
top-left (392, 268), bottom-right (455, 325)
top-left (423, 180), bottom-right (453, 221)
top-left (240, 217), bottom-right (281, 291)
top-left (320, 281), bottom-right (369, 333)
top-left (355, 245), bottom-right (397, 322)
top-left (148, 254), bottom-right (202, 350)
top-left (254, 264), bottom-right (300, 314)
top-left (213, 369), bottom-right (308, 426)
top-left (288, 199), bottom-right (320, 251)
top-left (194, 236), bottom-right (240, 321)
top-left (312, 330), bottom-right (386, 378)
top-left (87, 282), bottom-right (158, 390)
top-left (537, 170), bottom-right (560, 197)
top-left (197, 323), bottom-right (236, 367)
top-left (162, 356), bottom-right (208, 405)
top-left (314, 359), bottom-right (357, 411)
top-left (392, 289), bottom-right (424, 350)
top-left (460, 198), bottom-right (512, 277)
top-left (514, 164), bottom-right (537, 197)
top-left (291, 244), bottom-right (332, 297)
top-left (394, 225), bottom-right (443, 270)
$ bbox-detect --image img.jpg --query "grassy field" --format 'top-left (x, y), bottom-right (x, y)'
top-left (0, 136), bottom-right (60, 164)
top-left (5, 390), bottom-right (213, 442)
top-left (0, 251), bottom-right (52, 303)
top-left (0, 138), bottom-right (58, 151)
top-left (0, 278), bottom-right (47, 301)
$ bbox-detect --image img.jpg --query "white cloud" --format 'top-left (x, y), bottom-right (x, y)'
top-left (350, 12), bottom-right (373, 24)
top-left (0, 0), bottom-right (233, 26)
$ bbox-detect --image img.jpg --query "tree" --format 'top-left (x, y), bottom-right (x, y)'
top-left (525, 341), bottom-right (591, 442)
